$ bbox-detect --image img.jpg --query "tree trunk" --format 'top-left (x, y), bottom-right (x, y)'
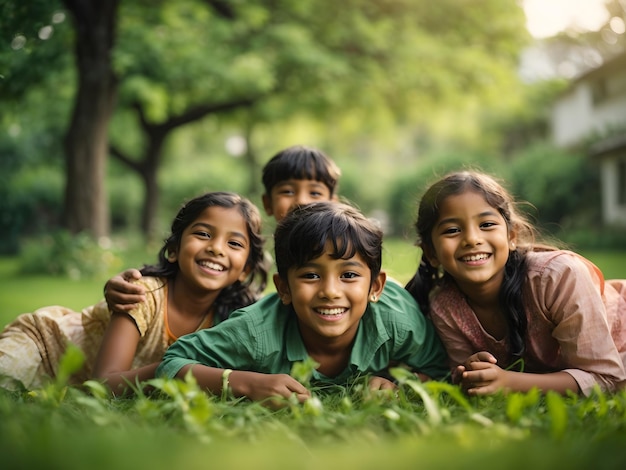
top-left (62, 0), bottom-right (119, 238)
top-left (140, 131), bottom-right (166, 239)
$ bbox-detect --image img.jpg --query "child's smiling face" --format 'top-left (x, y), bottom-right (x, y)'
top-left (170, 206), bottom-right (252, 294)
top-left (262, 179), bottom-right (333, 223)
top-left (274, 241), bottom-right (385, 346)
top-left (426, 190), bottom-right (515, 294)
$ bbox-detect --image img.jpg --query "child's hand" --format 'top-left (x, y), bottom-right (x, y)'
top-left (104, 269), bottom-right (146, 313)
top-left (464, 351), bottom-right (498, 367)
top-left (452, 351), bottom-right (498, 387)
top-left (229, 371), bottom-right (311, 409)
top-left (368, 375), bottom-right (396, 391)
top-left (455, 352), bottom-right (510, 396)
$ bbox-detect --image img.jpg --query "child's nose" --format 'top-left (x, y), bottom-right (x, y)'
top-left (318, 278), bottom-right (341, 299)
top-left (207, 238), bottom-right (225, 256)
top-left (463, 227), bottom-right (482, 246)
top-left (294, 190), bottom-right (314, 206)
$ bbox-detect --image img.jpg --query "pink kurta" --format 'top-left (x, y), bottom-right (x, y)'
top-left (429, 250), bottom-right (626, 396)
top-left (0, 277), bottom-right (171, 390)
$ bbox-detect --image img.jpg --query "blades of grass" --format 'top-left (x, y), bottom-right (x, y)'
top-left (546, 391), bottom-right (568, 439)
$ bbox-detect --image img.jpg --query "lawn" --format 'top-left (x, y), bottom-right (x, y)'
top-left (1, 238), bottom-right (626, 469)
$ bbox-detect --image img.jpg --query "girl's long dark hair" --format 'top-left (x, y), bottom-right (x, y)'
top-left (140, 192), bottom-right (268, 322)
top-left (405, 170), bottom-right (555, 359)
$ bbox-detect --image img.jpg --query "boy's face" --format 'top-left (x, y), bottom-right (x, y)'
top-left (262, 179), bottom-right (334, 222)
top-left (274, 242), bottom-right (386, 348)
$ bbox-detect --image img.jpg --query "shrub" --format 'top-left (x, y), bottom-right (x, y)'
top-left (18, 231), bottom-right (123, 279)
top-left (386, 153), bottom-right (503, 237)
top-left (505, 142), bottom-right (601, 238)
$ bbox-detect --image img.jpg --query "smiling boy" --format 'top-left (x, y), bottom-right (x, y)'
top-left (155, 202), bottom-right (448, 405)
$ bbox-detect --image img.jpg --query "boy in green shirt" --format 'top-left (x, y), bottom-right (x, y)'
top-left (156, 202), bottom-right (448, 405)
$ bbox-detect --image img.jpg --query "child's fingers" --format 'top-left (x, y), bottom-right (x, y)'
top-left (467, 351), bottom-right (497, 364)
top-left (110, 302), bottom-right (141, 313)
top-left (475, 351), bottom-right (497, 363)
top-left (464, 360), bottom-right (494, 372)
top-left (368, 375), bottom-right (396, 390)
top-left (122, 269), bottom-right (143, 281)
top-left (452, 365), bottom-right (466, 384)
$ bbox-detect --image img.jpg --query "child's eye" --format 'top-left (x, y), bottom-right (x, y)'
top-left (441, 227), bottom-right (460, 235)
top-left (300, 272), bottom-right (320, 280)
top-left (480, 221), bottom-right (498, 229)
top-left (279, 189), bottom-right (295, 196)
top-left (341, 272), bottom-right (360, 279)
top-left (228, 240), bottom-right (245, 249)
top-left (194, 231), bottom-right (211, 238)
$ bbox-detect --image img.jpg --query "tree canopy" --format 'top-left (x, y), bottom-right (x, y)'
top-left (2, 0), bottom-right (531, 239)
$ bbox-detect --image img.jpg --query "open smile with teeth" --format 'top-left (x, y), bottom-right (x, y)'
top-left (198, 260), bottom-right (225, 271)
top-left (316, 307), bottom-right (347, 316)
top-left (461, 253), bottom-right (490, 262)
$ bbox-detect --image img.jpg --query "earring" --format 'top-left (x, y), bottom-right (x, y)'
top-left (370, 294), bottom-right (377, 302)
top-left (510, 242), bottom-right (516, 250)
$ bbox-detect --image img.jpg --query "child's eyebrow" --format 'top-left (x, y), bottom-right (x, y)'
top-left (299, 259), bottom-right (366, 269)
top-left (436, 210), bottom-right (499, 227)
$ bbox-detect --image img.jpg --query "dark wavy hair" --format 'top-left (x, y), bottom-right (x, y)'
top-left (405, 170), bottom-right (555, 358)
top-left (140, 192), bottom-right (268, 321)
top-left (274, 201), bottom-right (382, 285)
top-left (261, 145), bottom-right (341, 197)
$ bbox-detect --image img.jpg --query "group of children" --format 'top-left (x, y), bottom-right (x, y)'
top-left (1, 145), bottom-right (625, 404)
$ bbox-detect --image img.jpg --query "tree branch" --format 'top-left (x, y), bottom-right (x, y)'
top-left (109, 144), bottom-right (143, 172)
top-left (202, 0), bottom-right (235, 20)
top-left (154, 96), bottom-right (261, 133)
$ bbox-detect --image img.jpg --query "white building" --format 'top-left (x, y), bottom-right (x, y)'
top-left (550, 52), bottom-right (626, 226)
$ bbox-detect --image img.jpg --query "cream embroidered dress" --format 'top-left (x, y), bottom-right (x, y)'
top-left (0, 277), bottom-right (200, 390)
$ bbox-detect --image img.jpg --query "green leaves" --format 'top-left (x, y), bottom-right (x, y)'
top-left (290, 356), bottom-right (320, 387)
top-left (26, 342), bottom-right (85, 406)
top-left (11, 363), bottom-right (626, 469)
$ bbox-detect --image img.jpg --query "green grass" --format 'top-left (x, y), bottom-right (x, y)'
top-left (1, 238), bottom-right (626, 468)
top-left (1, 369), bottom-right (626, 469)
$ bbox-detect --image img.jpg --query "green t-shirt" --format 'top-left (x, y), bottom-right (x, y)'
top-left (156, 280), bottom-right (448, 384)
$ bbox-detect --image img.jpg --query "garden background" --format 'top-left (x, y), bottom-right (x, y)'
top-left (1, 1), bottom-right (626, 468)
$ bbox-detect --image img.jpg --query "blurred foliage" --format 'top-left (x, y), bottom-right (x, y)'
top-left (1, 0), bottom-right (624, 253)
top-left (18, 231), bottom-right (123, 279)
top-left (505, 142), bottom-right (600, 234)
top-left (2, 0), bottom-right (532, 238)
top-left (0, 0), bottom-right (71, 101)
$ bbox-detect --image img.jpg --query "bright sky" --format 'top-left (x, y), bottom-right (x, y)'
top-left (523, 0), bottom-right (610, 38)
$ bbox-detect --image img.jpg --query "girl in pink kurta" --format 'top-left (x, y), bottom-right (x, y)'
top-left (0, 192), bottom-right (268, 394)
top-left (406, 170), bottom-right (626, 396)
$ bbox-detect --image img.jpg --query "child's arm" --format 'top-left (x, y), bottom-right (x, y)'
top-left (456, 352), bottom-right (580, 395)
top-left (104, 269), bottom-right (146, 313)
top-left (177, 364), bottom-right (311, 408)
top-left (92, 312), bottom-right (156, 395)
